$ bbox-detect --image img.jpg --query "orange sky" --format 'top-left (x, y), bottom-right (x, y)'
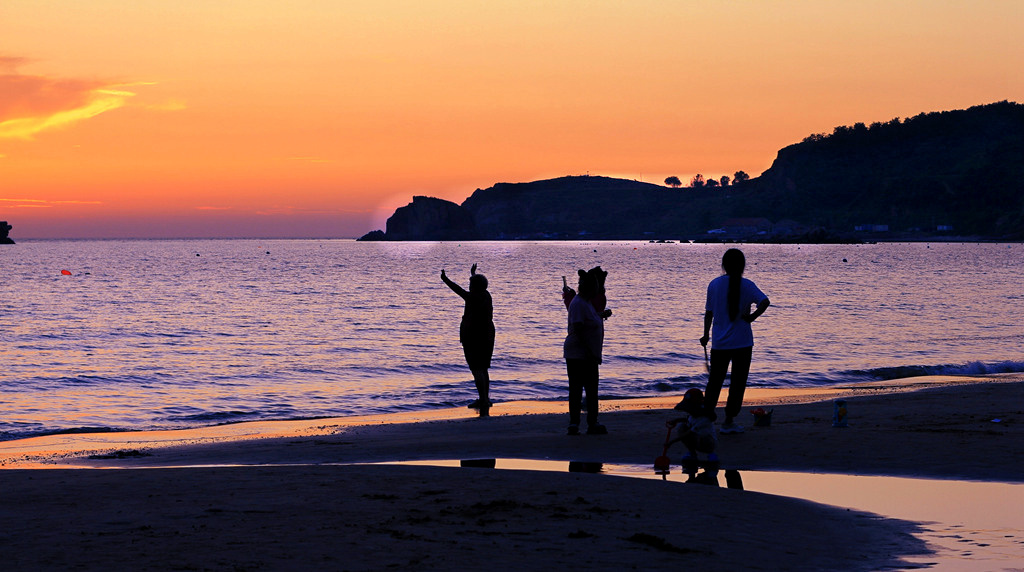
top-left (2, 1), bottom-right (1022, 238)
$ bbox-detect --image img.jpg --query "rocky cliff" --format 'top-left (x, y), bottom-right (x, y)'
top-left (382, 196), bottom-right (479, 241)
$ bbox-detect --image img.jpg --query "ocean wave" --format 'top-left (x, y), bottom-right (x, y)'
top-left (599, 360), bottom-right (1024, 395)
top-left (161, 410), bottom-right (263, 423)
top-left (845, 360), bottom-right (1024, 381)
top-left (4, 358), bottom-right (1020, 441)
top-left (0, 425), bottom-right (131, 442)
top-left (495, 356), bottom-right (562, 369)
top-left (359, 362), bottom-right (470, 376)
top-left (23, 373), bottom-right (172, 388)
top-left (647, 378), bottom-right (704, 392)
top-left (612, 354), bottom-right (691, 364)
top-left (741, 360), bottom-right (1024, 388)
top-left (46, 375), bottom-right (121, 386)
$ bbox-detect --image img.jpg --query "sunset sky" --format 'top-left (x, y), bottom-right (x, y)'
top-left (2, 1), bottom-right (1022, 238)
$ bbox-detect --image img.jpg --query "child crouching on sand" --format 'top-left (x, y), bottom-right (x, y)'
top-left (666, 388), bottom-right (718, 464)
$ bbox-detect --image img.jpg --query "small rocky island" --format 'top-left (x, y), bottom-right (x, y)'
top-left (0, 221), bottom-right (13, 245)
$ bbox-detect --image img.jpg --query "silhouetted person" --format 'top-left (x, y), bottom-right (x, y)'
top-left (441, 264), bottom-right (495, 414)
top-left (564, 268), bottom-right (607, 435)
top-left (562, 267), bottom-right (611, 414)
top-left (700, 248), bottom-right (770, 433)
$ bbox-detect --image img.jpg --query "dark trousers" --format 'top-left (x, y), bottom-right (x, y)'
top-left (681, 432), bottom-right (716, 455)
top-left (704, 346), bottom-right (753, 422)
top-left (566, 358), bottom-right (599, 427)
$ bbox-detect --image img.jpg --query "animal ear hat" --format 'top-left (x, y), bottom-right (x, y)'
top-left (576, 269), bottom-right (598, 293)
top-left (588, 266), bottom-right (608, 286)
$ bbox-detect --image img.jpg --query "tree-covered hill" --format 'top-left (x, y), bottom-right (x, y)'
top-left (751, 101), bottom-right (1024, 237)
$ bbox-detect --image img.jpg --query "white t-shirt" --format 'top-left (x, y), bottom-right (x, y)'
top-left (564, 294), bottom-right (604, 362)
top-left (680, 414), bottom-right (717, 444)
top-left (705, 274), bottom-right (767, 350)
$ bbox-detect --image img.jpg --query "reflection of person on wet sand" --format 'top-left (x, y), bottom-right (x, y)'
top-left (700, 248), bottom-right (770, 434)
top-left (687, 468), bottom-right (720, 486)
top-left (687, 468), bottom-right (743, 488)
top-left (441, 264), bottom-right (495, 414)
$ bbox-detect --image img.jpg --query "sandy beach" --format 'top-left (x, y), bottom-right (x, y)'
top-left (1, 375), bottom-right (1022, 570)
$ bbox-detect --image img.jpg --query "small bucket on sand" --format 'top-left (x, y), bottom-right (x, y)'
top-left (751, 407), bottom-right (773, 427)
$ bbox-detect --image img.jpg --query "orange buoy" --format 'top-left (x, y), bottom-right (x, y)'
top-left (61, 269), bottom-right (72, 275)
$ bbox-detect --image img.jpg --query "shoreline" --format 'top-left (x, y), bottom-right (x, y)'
top-left (1, 375), bottom-right (1021, 570)
top-left (3, 374), bottom-right (1021, 481)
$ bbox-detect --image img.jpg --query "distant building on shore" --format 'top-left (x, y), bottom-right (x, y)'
top-left (854, 224), bottom-right (889, 232)
top-left (721, 217), bottom-right (773, 237)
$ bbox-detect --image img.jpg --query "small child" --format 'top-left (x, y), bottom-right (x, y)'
top-left (666, 388), bottom-right (719, 464)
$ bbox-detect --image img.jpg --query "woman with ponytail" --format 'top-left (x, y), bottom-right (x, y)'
top-left (700, 248), bottom-right (770, 433)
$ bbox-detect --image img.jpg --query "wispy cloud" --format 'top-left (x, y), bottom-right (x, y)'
top-left (0, 56), bottom-right (31, 71)
top-left (0, 198), bottom-right (103, 208)
top-left (254, 205), bottom-right (369, 216)
top-left (285, 156), bottom-right (336, 164)
top-left (193, 204), bottom-right (366, 215)
top-left (0, 57), bottom-right (168, 140)
top-left (0, 84), bottom-right (132, 140)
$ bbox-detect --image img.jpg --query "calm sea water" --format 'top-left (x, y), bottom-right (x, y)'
top-left (1, 240), bottom-right (1022, 440)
